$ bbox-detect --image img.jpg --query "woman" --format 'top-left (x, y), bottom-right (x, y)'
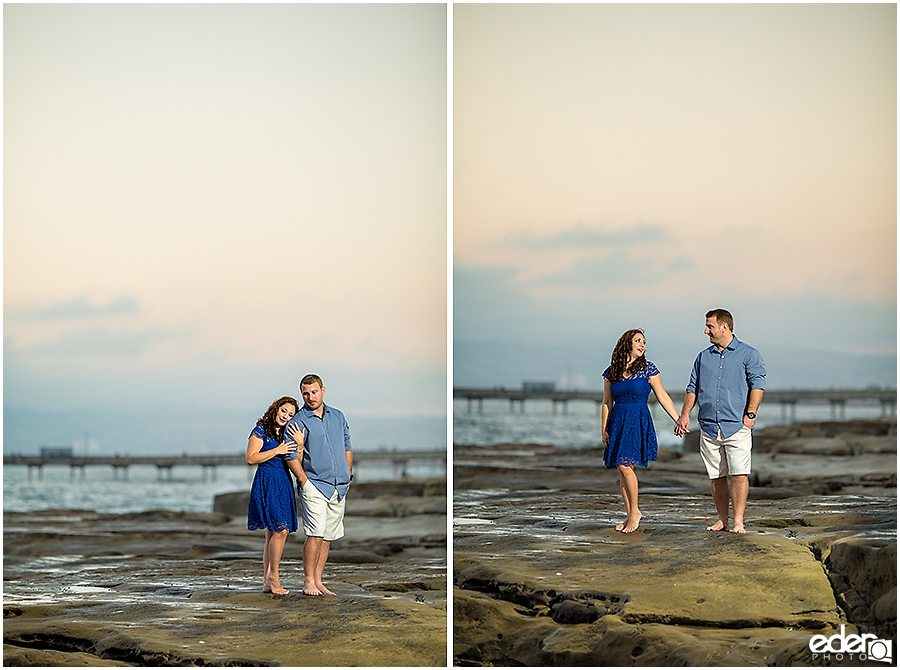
top-left (602, 329), bottom-right (680, 533)
top-left (247, 396), bottom-right (305, 595)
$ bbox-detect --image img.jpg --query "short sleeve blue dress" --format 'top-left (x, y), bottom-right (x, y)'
top-left (602, 361), bottom-right (660, 468)
top-left (247, 425), bottom-right (298, 533)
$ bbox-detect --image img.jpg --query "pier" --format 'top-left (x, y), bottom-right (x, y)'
top-left (454, 386), bottom-right (897, 422)
top-left (3, 450), bottom-right (447, 481)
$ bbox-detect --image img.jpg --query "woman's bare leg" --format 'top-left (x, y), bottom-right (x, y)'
top-left (618, 465), bottom-right (642, 533)
top-left (264, 529), bottom-right (290, 595)
top-left (262, 530), bottom-right (273, 591)
top-left (616, 466), bottom-right (632, 531)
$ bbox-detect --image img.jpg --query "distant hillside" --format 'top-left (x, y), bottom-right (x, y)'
top-left (454, 340), bottom-right (897, 391)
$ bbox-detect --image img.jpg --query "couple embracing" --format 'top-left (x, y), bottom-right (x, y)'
top-left (245, 374), bottom-right (352, 596)
top-left (601, 309), bottom-right (766, 534)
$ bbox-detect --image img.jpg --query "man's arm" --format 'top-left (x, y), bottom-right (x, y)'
top-left (743, 388), bottom-right (764, 429)
top-left (675, 392), bottom-right (696, 436)
top-left (286, 458), bottom-right (308, 486)
top-left (345, 450), bottom-right (353, 480)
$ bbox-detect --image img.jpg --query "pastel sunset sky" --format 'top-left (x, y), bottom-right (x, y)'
top-left (454, 3), bottom-right (896, 390)
top-left (5, 4), bottom-right (447, 422)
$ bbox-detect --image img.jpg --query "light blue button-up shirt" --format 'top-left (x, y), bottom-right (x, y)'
top-left (284, 404), bottom-right (352, 501)
top-left (686, 336), bottom-right (766, 439)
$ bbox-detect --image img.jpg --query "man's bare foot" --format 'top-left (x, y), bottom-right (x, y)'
top-left (318, 583), bottom-right (336, 596)
top-left (303, 584), bottom-right (323, 596)
top-left (732, 521), bottom-right (746, 534)
top-left (706, 520), bottom-right (728, 531)
top-left (622, 512), bottom-right (642, 533)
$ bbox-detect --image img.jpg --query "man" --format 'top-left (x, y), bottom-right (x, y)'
top-left (283, 374), bottom-right (352, 595)
top-left (674, 309), bottom-right (766, 534)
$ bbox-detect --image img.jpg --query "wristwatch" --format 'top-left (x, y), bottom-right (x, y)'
top-left (744, 412), bottom-right (756, 419)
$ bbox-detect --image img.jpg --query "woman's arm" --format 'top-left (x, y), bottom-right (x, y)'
top-left (246, 434), bottom-right (295, 465)
top-left (601, 377), bottom-right (613, 447)
top-left (649, 373), bottom-right (680, 423)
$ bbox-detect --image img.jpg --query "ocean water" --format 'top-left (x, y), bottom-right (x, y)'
top-left (3, 457), bottom-right (446, 515)
top-left (453, 397), bottom-right (892, 450)
top-left (3, 409), bottom-right (447, 514)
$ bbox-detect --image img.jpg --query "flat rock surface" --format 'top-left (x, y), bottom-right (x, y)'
top-left (454, 423), bottom-right (896, 666)
top-left (4, 480), bottom-right (448, 667)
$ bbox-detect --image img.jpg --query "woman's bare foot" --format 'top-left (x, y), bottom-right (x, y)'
top-left (622, 511), bottom-right (642, 533)
top-left (732, 521), bottom-right (746, 534)
top-left (265, 577), bottom-right (289, 595)
top-left (615, 521), bottom-right (626, 532)
top-left (706, 520), bottom-right (728, 531)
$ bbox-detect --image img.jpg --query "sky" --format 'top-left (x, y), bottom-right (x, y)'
top-left (4, 2), bottom-right (448, 445)
top-left (454, 4), bottom-right (897, 391)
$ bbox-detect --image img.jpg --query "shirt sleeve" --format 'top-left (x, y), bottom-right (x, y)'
top-left (745, 348), bottom-right (767, 390)
top-left (685, 354), bottom-right (701, 394)
top-left (343, 414), bottom-right (352, 452)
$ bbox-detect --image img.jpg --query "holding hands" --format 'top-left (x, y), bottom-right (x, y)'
top-left (674, 414), bottom-right (690, 437)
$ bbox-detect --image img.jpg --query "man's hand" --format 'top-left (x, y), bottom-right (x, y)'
top-left (742, 415), bottom-right (756, 430)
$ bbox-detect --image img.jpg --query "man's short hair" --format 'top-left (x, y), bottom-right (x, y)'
top-left (706, 309), bottom-right (734, 331)
top-left (300, 374), bottom-right (324, 389)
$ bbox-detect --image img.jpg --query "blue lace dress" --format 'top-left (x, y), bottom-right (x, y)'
top-left (247, 425), bottom-right (297, 533)
top-left (602, 361), bottom-right (660, 468)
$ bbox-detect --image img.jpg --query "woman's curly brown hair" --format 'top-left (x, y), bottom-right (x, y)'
top-left (256, 396), bottom-right (300, 441)
top-left (607, 329), bottom-right (647, 383)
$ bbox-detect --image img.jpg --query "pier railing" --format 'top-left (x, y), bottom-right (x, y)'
top-left (454, 386), bottom-right (897, 422)
top-left (3, 449), bottom-right (446, 481)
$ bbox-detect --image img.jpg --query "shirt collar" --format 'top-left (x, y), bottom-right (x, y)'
top-left (708, 335), bottom-right (740, 354)
top-left (299, 405), bottom-right (329, 419)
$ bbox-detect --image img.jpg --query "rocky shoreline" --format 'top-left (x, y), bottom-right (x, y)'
top-left (453, 420), bottom-right (896, 666)
top-left (4, 478), bottom-right (447, 667)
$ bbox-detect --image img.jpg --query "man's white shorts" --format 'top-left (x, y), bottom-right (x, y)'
top-left (699, 426), bottom-right (753, 479)
top-left (300, 480), bottom-right (346, 541)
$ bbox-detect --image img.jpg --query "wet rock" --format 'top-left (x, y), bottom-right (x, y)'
top-left (3, 478), bottom-right (447, 668)
top-left (1, 644), bottom-right (129, 667)
top-left (549, 590), bottom-right (629, 624)
top-left (454, 424), bottom-right (895, 666)
top-left (822, 538), bottom-right (897, 640)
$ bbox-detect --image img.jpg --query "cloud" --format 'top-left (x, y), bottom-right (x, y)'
top-left (502, 222), bottom-right (674, 250)
top-left (10, 295), bottom-right (138, 321)
top-left (453, 263), bottom-right (897, 361)
top-left (3, 337), bottom-right (446, 416)
top-left (15, 326), bottom-right (180, 361)
top-left (535, 253), bottom-right (693, 291)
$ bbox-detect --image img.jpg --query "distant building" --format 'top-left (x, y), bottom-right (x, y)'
top-left (40, 446), bottom-right (73, 460)
top-left (522, 381), bottom-right (556, 394)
